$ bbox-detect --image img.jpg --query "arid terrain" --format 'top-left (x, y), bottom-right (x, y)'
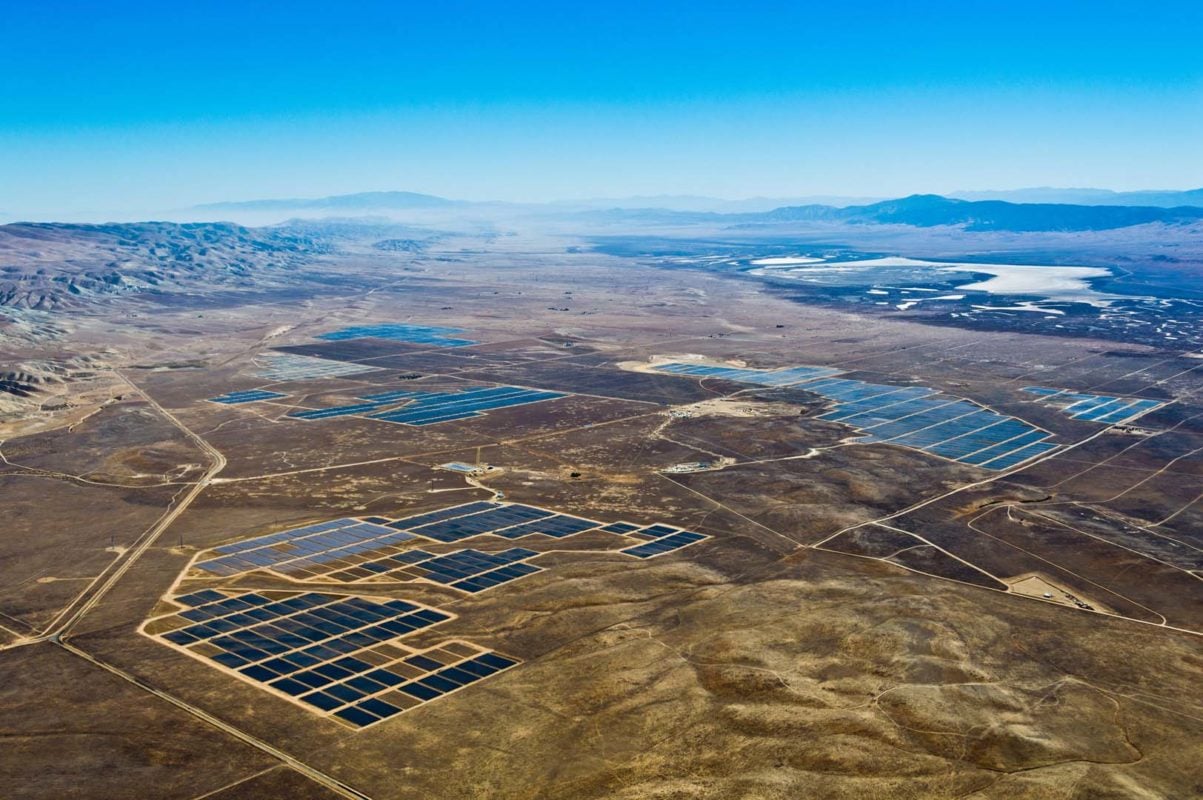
top-left (2, 215), bottom-right (1201, 800)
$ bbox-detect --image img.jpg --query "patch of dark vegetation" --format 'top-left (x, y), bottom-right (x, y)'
top-left (0, 378), bottom-right (38, 398)
top-left (821, 525), bottom-right (924, 558)
top-left (275, 338), bottom-right (431, 362)
top-left (886, 544), bottom-right (1008, 590)
top-left (459, 362), bottom-right (736, 405)
top-left (373, 238), bottom-right (427, 252)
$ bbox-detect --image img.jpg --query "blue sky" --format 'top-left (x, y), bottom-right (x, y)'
top-left (2, 1), bottom-right (1201, 217)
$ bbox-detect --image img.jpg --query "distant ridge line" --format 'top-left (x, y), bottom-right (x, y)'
top-left (190, 190), bottom-right (1203, 232)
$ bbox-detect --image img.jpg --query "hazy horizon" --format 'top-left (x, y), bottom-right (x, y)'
top-left (3, 1), bottom-right (1202, 220)
top-left (9, 184), bottom-right (1203, 226)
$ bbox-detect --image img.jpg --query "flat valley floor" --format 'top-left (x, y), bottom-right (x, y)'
top-left (2, 234), bottom-right (1201, 800)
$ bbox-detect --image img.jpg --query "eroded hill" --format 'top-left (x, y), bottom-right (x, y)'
top-left (0, 221), bottom-right (328, 310)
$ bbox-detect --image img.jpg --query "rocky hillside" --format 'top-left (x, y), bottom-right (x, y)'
top-left (0, 221), bottom-right (328, 310)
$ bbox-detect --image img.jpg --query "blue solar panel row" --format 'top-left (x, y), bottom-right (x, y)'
top-left (284, 385), bottom-right (566, 427)
top-left (1094, 399), bottom-right (1161, 424)
top-left (407, 504), bottom-right (555, 542)
top-left (853, 400), bottom-right (980, 440)
top-left (209, 389), bottom-right (286, 405)
top-left (1023, 386), bottom-right (1163, 425)
top-left (384, 500), bottom-right (708, 556)
top-left (654, 362), bottom-right (842, 386)
top-left (408, 548), bottom-right (541, 592)
top-left (197, 501), bottom-right (710, 594)
top-left (1075, 398), bottom-right (1161, 423)
top-left (386, 501), bottom-right (501, 531)
top-left (820, 389), bottom-right (939, 422)
top-left (316, 323), bottom-right (476, 348)
top-left (918, 426), bottom-right (1007, 461)
top-left (977, 440), bottom-right (1060, 470)
top-left (198, 519), bottom-right (416, 578)
top-left (810, 380), bottom-right (929, 406)
top-left (888, 409), bottom-right (998, 447)
top-left (656, 362), bottom-right (1058, 471)
top-left (621, 530), bottom-right (707, 558)
top-left (324, 546), bottom-right (543, 593)
top-left (842, 390), bottom-right (1057, 470)
top-left (958, 429), bottom-right (1048, 466)
top-left (599, 522), bottom-right (640, 534)
top-left (492, 515), bottom-right (601, 539)
top-left (368, 387), bottom-right (566, 426)
top-left (152, 589), bottom-right (519, 728)
top-left (1065, 396), bottom-right (1116, 415)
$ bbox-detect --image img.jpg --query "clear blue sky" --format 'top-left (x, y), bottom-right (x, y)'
top-left (2, 0), bottom-right (1201, 218)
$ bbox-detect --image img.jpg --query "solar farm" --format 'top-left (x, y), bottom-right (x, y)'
top-left (147, 589), bottom-right (518, 729)
top-left (316, 323), bottom-right (476, 348)
top-left (1022, 386), bottom-right (1163, 424)
top-left (256, 353), bottom-right (383, 382)
top-left (192, 500), bottom-right (709, 585)
top-left (654, 361), bottom-right (1061, 470)
top-left (654, 362), bottom-right (843, 386)
top-left (286, 385), bottom-right (567, 426)
top-left (207, 389), bottom-right (286, 405)
top-left (146, 501), bottom-right (710, 729)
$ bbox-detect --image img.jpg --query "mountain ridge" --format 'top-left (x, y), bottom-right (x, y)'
top-left (0, 221), bottom-right (325, 310)
top-left (759, 194), bottom-right (1203, 231)
top-left (189, 190), bottom-right (1203, 232)
top-left (949, 187), bottom-right (1203, 207)
top-left (195, 191), bottom-right (459, 212)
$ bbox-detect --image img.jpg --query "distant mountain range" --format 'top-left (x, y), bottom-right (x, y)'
top-left (195, 191), bottom-right (879, 214)
top-left (195, 191), bottom-right (460, 212)
top-left (949, 187), bottom-right (1203, 208)
top-left (547, 194), bottom-right (884, 212)
top-left (751, 194), bottom-right (1203, 232)
top-left (590, 194), bottom-right (1203, 232)
top-left (192, 189), bottom-right (1203, 232)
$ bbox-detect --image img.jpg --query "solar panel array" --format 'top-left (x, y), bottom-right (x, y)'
top-left (654, 361), bottom-right (1058, 470)
top-left (196, 503), bottom-right (709, 586)
top-left (368, 386), bottom-right (565, 426)
top-left (654, 362), bottom-right (842, 386)
top-left (382, 548), bottom-right (543, 593)
top-left (1022, 386), bottom-right (1163, 425)
top-left (807, 377), bottom-right (1059, 470)
top-left (256, 354), bottom-right (383, 382)
top-left (151, 589), bottom-right (518, 728)
top-left (317, 324), bottom-right (476, 348)
top-left (620, 527), bottom-right (708, 558)
top-left (196, 519), bottom-right (417, 579)
top-left (158, 502), bottom-right (714, 728)
top-left (208, 389), bottom-right (286, 405)
top-left (383, 501), bottom-right (709, 556)
top-left (285, 385), bottom-right (567, 427)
